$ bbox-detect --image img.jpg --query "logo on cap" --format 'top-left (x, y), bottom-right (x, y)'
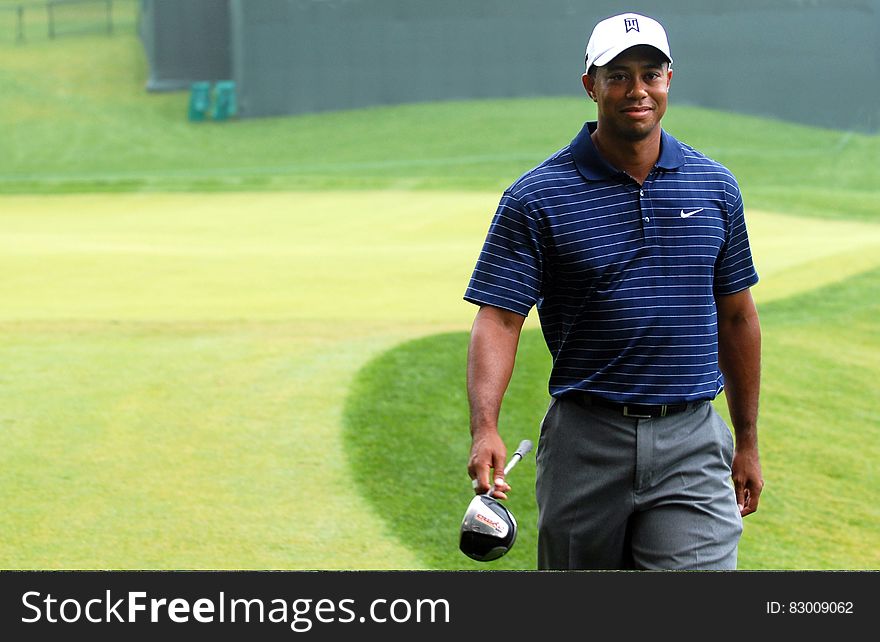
top-left (624, 17), bottom-right (639, 33)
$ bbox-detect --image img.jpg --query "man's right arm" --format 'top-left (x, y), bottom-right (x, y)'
top-left (467, 304), bottom-right (527, 499)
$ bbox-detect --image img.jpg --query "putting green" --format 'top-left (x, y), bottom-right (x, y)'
top-left (3, 194), bottom-right (880, 323)
top-left (1, 191), bottom-right (878, 568)
top-left (747, 209), bottom-right (880, 304)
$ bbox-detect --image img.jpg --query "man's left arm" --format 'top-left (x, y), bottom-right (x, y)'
top-left (716, 288), bottom-right (764, 517)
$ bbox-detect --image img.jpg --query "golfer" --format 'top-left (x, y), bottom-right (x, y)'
top-left (464, 12), bottom-right (763, 569)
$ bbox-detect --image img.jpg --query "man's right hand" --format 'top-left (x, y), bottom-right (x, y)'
top-left (468, 430), bottom-right (511, 499)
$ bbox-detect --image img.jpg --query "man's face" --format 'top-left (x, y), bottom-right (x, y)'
top-left (583, 45), bottom-right (672, 142)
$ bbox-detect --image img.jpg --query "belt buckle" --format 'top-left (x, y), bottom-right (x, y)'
top-left (622, 405), bottom-right (653, 419)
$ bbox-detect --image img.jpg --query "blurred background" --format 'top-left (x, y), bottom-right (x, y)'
top-left (144, 0), bottom-right (880, 131)
top-left (0, 0), bottom-right (877, 570)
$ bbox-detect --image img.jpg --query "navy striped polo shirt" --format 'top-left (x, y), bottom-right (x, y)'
top-left (464, 121), bottom-right (759, 404)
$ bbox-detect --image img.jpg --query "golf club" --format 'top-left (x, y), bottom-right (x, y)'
top-left (459, 439), bottom-right (534, 562)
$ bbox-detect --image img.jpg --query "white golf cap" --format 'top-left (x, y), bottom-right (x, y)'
top-left (585, 13), bottom-right (672, 73)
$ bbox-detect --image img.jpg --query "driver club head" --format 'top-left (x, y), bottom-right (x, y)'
top-left (459, 493), bottom-right (518, 562)
top-left (459, 439), bottom-right (532, 562)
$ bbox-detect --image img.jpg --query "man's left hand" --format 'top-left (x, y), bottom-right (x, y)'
top-left (732, 444), bottom-right (763, 517)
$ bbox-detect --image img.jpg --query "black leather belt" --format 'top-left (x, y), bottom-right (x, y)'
top-left (577, 394), bottom-right (692, 418)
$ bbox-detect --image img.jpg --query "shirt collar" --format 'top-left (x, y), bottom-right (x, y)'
top-left (570, 121), bottom-right (685, 181)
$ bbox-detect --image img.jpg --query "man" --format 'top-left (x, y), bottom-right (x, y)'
top-left (464, 13), bottom-right (764, 570)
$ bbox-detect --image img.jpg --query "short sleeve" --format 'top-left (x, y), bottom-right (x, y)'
top-left (463, 191), bottom-right (543, 316)
top-left (714, 178), bottom-right (759, 295)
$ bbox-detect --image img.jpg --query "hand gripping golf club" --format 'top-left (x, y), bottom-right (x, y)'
top-left (459, 439), bottom-right (533, 562)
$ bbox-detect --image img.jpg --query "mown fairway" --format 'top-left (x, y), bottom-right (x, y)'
top-left (0, 191), bottom-right (496, 568)
top-left (1, 192), bottom-right (878, 569)
top-left (0, 24), bottom-right (877, 569)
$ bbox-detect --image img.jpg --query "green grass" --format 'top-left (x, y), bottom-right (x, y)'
top-left (744, 271), bottom-right (880, 568)
top-left (344, 269), bottom-right (880, 570)
top-left (0, 190), bottom-right (505, 569)
top-left (5, 194), bottom-right (875, 569)
top-left (344, 331), bottom-right (549, 570)
top-left (0, 317), bottom-right (427, 568)
top-left (0, 191), bottom-right (500, 322)
top-left (1, 27), bottom-right (878, 222)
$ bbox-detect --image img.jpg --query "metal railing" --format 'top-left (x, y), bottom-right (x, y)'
top-left (0, 4), bottom-right (25, 43)
top-left (0, 0), bottom-right (136, 44)
top-left (47, 0), bottom-right (114, 39)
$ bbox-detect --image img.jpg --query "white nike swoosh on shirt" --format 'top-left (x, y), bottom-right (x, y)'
top-left (680, 208), bottom-right (704, 218)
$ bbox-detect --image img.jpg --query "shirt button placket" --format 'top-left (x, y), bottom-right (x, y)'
top-left (639, 185), bottom-right (657, 244)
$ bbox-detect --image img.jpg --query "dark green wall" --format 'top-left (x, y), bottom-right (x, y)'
top-left (141, 0), bottom-right (231, 91)
top-left (143, 0), bottom-right (880, 131)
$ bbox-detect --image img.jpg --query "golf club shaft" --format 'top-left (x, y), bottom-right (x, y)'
top-left (508, 439), bottom-right (533, 472)
top-left (503, 453), bottom-right (523, 476)
top-left (486, 439), bottom-right (533, 494)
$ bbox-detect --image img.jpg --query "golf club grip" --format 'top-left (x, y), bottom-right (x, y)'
top-left (502, 440), bottom-right (533, 476)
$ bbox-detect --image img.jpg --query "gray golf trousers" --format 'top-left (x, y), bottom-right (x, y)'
top-left (535, 395), bottom-right (743, 570)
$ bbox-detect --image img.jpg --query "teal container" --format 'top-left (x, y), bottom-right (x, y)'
top-left (211, 81), bottom-right (238, 121)
top-left (188, 81), bottom-right (212, 122)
